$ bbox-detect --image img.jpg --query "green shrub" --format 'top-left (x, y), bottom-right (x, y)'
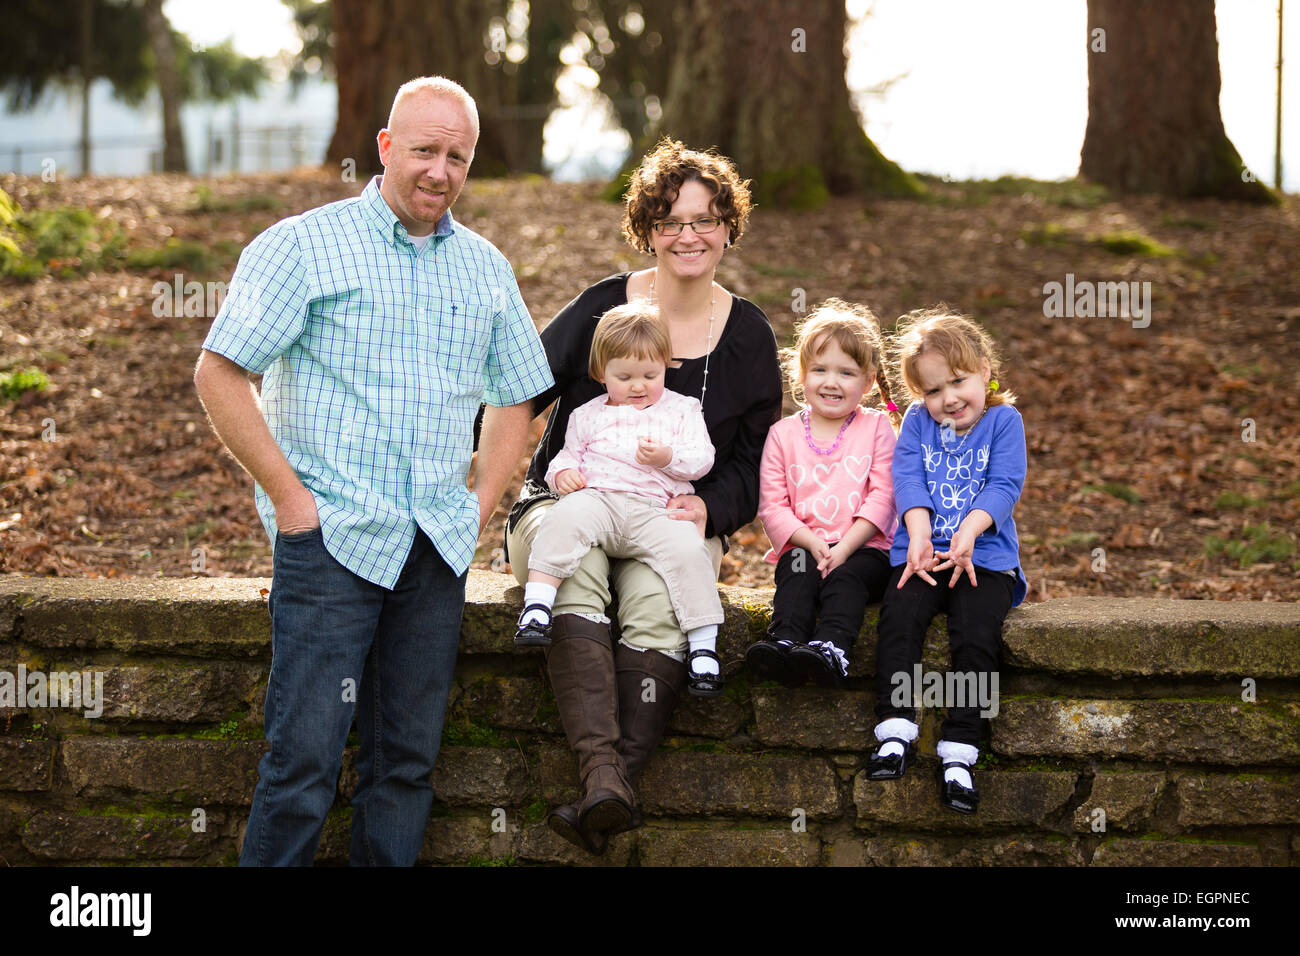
top-left (0, 367), bottom-right (49, 400)
top-left (1095, 230), bottom-right (1175, 257)
top-left (1203, 524), bottom-right (1295, 568)
top-left (0, 188), bottom-right (126, 278)
top-left (125, 239), bottom-right (214, 272)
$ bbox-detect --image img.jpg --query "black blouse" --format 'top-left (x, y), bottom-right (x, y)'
top-left (520, 273), bottom-right (784, 542)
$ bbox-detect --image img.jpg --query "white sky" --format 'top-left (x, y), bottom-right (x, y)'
top-left (161, 0), bottom-right (1298, 188)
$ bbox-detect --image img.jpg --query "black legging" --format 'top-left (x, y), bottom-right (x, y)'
top-left (873, 564), bottom-right (1015, 746)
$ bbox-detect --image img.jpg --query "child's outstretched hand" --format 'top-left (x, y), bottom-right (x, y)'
top-left (898, 536), bottom-right (939, 588)
top-left (934, 528), bottom-right (979, 588)
top-left (635, 436), bottom-right (672, 469)
top-left (552, 469), bottom-right (587, 495)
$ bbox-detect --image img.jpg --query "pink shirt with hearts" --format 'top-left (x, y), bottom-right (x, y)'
top-left (758, 407), bottom-right (897, 563)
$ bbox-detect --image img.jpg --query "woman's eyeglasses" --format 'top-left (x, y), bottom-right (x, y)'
top-left (651, 217), bottom-right (723, 236)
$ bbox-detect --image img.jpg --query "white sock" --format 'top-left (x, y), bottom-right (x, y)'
top-left (937, 739), bottom-right (978, 788)
top-left (874, 717), bottom-right (919, 758)
top-left (687, 625), bottom-right (719, 676)
top-left (520, 582), bottom-right (557, 626)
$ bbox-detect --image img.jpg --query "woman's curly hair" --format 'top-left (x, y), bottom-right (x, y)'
top-left (621, 137), bottom-right (753, 255)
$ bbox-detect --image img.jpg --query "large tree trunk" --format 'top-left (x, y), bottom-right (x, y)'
top-left (327, 0), bottom-right (563, 177)
top-left (652, 0), bottom-right (918, 207)
top-left (1080, 0), bottom-right (1274, 202)
top-left (143, 0), bottom-right (187, 173)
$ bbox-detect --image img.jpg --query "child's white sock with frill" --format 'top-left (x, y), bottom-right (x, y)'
top-left (873, 717), bottom-right (919, 758)
top-left (937, 740), bottom-right (979, 789)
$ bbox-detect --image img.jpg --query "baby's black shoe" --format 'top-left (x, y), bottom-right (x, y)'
top-left (513, 604), bottom-right (553, 647)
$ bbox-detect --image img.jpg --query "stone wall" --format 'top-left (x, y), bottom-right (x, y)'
top-left (1, 575), bottom-right (1297, 866)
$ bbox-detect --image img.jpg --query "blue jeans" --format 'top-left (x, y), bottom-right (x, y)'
top-left (240, 527), bottom-right (466, 866)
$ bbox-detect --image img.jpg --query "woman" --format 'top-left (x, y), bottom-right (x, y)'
top-left (505, 139), bottom-right (783, 855)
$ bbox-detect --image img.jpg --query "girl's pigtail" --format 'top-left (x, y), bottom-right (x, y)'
top-left (876, 372), bottom-right (902, 430)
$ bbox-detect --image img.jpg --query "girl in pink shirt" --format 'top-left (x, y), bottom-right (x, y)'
top-left (747, 300), bottom-right (901, 687)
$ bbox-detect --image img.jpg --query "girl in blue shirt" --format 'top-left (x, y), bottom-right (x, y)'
top-left (865, 309), bottom-right (1027, 814)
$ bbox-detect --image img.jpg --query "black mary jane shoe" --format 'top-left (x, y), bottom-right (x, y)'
top-left (938, 761), bottom-right (979, 814)
top-left (744, 638), bottom-right (799, 685)
top-left (513, 604), bottom-right (554, 647)
top-left (864, 737), bottom-right (915, 781)
top-left (687, 649), bottom-right (725, 698)
top-left (787, 641), bottom-right (848, 689)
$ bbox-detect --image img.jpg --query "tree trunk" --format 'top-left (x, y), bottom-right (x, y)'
top-left (143, 0), bottom-right (187, 173)
top-left (584, 0), bottom-right (680, 143)
top-left (79, 0), bottom-right (93, 175)
top-left (78, 0), bottom-right (92, 176)
top-left (327, 0), bottom-right (560, 178)
top-left (653, 0), bottom-right (919, 207)
top-left (1080, 0), bottom-right (1275, 202)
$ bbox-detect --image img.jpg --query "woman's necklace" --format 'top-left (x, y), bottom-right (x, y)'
top-left (650, 268), bottom-right (715, 410)
top-left (939, 406), bottom-right (989, 455)
top-left (802, 408), bottom-right (856, 455)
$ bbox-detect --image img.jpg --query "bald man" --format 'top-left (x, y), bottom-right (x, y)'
top-left (195, 76), bottom-right (553, 866)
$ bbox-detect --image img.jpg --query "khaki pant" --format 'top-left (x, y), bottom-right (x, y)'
top-left (507, 495), bottom-right (724, 654)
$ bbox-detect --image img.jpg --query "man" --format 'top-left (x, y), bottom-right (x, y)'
top-left (194, 76), bottom-right (552, 866)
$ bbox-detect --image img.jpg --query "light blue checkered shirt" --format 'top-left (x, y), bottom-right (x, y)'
top-left (202, 176), bottom-right (554, 588)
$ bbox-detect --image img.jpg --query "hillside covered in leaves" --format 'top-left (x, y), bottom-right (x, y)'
top-left (1, 169), bottom-right (1297, 601)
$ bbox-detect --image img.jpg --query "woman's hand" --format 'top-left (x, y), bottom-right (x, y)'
top-left (553, 469), bottom-right (587, 496)
top-left (933, 528), bottom-right (979, 588)
top-left (897, 535), bottom-right (938, 588)
top-left (666, 493), bottom-right (707, 538)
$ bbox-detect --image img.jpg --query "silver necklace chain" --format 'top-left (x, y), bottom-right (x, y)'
top-left (649, 268), bottom-right (715, 411)
top-left (940, 406), bottom-right (988, 455)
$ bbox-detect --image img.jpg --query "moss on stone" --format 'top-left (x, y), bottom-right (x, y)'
top-left (521, 797), bottom-right (548, 826)
top-left (441, 719), bottom-right (508, 748)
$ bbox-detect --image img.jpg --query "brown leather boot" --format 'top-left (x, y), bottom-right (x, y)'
top-left (543, 614), bottom-right (633, 854)
top-left (612, 643), bottom-right (687, 834)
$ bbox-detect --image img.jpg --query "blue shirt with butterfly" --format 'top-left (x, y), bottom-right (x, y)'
top-left (889, 400), bottom-right (1028, 606)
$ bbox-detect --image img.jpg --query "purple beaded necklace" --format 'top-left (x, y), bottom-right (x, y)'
top-left (801, 408), bottom-right (856, 455)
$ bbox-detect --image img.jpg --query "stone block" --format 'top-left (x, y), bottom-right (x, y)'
top-left (63, 737), bottom-right (264, 804)
top-left (0, 738), bottom-right (54, 790)
top-left (515, 821), bottom-right (635, 866)
top-left (854, 768), bottom-right (1077, 830)
top-left (1072, 772), bottom-right (1165, 832)
top-left (638, 752), bottom-right (840, 818)
top-left (753, 688), bottom-right (874, 751)
top-left (0, 577), bottom-right (273, 658)
top-left (453, 675), bottom-right (560, 734)
top-left (21, 810), bottom-right (221, 860)
top-left (637, 826), bottom-right (822, 866)
top-left (993, 698), bottom-right (1300, 765)
top-left (1090, 838), bottom-right (1262, 867)
top-left (1003, 598), bottom-right (1300, 678)
top-left (432, 746), bottom-right (534, 807)
top-left (1173, 773), bottom-right (1300, 827)
top-left (859, 834), bottom-right (1083, 865)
